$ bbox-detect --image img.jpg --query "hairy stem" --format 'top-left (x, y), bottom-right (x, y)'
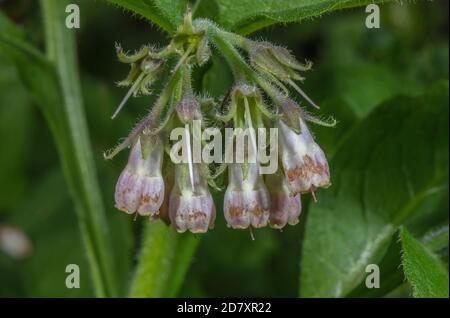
top-left (40, 0), bottom-right (117, 297)
top-left (129, 222), bottom-right (199, 297)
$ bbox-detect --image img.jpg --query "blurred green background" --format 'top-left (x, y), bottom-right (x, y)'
top-left (0, 0), bottom-right (448, 297)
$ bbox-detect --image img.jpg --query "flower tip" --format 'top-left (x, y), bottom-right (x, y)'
top-left (114, 137), bottom-right (165, 217)
top-left (115, 202), bottom-right (135, 215)
top-left (268, 191), bottom-right (301, 229)
top-left (169, 192), bottom-right (216, 234)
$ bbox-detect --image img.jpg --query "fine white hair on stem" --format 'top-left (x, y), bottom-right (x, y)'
top-left (287, 78), bottom-right (320, 110)
top-left (111, 72), bottom-right (145, 119)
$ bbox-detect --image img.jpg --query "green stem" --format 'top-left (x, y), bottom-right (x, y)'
top-left (196, 20), bottom-right (284, 101)
top-left (129, 222), bottom-right (199, 297)
top-left (40, 0), bottom-right (117, 297)
top-left (128, 64), bottom-right (199, 298)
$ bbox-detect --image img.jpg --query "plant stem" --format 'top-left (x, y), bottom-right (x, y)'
top-left (40, 0), bottom-right (117, 297)
top-left (129, 221), bottom-right (199, 297)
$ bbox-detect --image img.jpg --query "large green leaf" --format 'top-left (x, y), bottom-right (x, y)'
top-left (299, 82), bottom-right (449, 297)
top-left (106, 0), bottom-right (188, 33)
top-left (346, 232), bottom-right (404, 298)
top-left (105, 0), bottom-right (393, 35)
top-left (400, 227), bottom-right (449, 298)
top-left (212, 0), bottom-right (394, 34)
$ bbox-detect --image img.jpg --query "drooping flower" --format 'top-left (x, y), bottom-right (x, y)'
top-left (151, 167), bottom-right (173, 225)
top-left (115, 135), bottom-right (164, 216)
top-left (265, 171), bottom-right (301, 229)
top-left (108, 12), bottom-right (335, 234)
top-left (278, 118), bottom-right (330, 194)
top-left (169, 163), bottom-right (215, 233)
top-left (224, 163), bottom-right (270, 229)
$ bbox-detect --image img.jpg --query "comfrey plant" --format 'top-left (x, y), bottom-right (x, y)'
top-left (105, 11), bottom-right (336, 234)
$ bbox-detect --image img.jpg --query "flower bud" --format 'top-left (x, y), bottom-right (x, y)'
top-left (115, 136), bottom-right (164, 216)
top-left (169, 164), bottom-right (215, 233)
top-left (224, 163), bottom-right (270, 229)
top-left (278, 119), bottom-right (330, 194)
top-left (112, 45), bottom-right (165, 119)
top-left (116, 45), bottom-right (164, 95)
top-left (176, 95), bottom-right (203, 124)
top-left (249, 42), bottom-right (312, 82)
top-left (265, 172), bottom-right (302, 229)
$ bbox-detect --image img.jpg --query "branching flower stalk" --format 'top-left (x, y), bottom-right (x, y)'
top-left (106, 10), bottom-right (335, 234)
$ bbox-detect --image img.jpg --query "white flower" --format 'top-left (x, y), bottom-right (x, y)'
top-left (278, 119), bottom-right (330, 194)
top-left (224, 163), bottom-right (270, 229)
top-left (169, 164), bottom-right (215, 233)
top-left (115, 136), bottom-right (164, 216)
top-left (265, 172), bottom-right (302, 229)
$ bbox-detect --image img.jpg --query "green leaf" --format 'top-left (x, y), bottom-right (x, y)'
top-left (299, 82), bottom-right (449, 297)
top-left (106, 0), bottom-right (188, 34)
top-left (347, 224), bottom-right (449, 297)
top-left (422, 226), bottom-right (449, 266)
top-left (128, 221), bottom-right (199, 297)
top-left (400, 227), bottom-right (449, 298)
top-left (0, 55), bottom-right (32, 210)
top-left (310, 61), bottom-right (424, 158)
top-left (0, 5), bottom-right (117, 297)
top-left (346, 233), bottom-right (404, 298)
top-left (213, 0), bottom-right (394, 34)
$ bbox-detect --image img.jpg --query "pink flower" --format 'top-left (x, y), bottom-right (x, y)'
top-left (169, 164), bottom-right (216, 233)
top-left (224, 163), bottom-right (270, 229)
top-left (115, 136), bottom-right (164, 216)
top-left (265, 172), bottom-right (302, 229)
top-left (278, 119), bottom-right (330, 194)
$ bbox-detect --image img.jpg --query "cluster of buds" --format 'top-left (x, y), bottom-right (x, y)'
top-left (106, 11), bottom-right (335, 236)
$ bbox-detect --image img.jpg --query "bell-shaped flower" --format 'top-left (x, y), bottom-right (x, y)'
top-left (150, 168), bottom-right (174, 225)
top-left (278, 119), bottom-right (330, 194)
top-left (224, 163), bottom-right (270, 229)
top-left (265, 172), bottom-right (302, 229)
top-left (169, 164), bottom-right (216, 233)
top-left (115, 136), bottom-right (164, 216)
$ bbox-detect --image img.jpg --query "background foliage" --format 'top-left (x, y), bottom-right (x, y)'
top-left (0, 0), bottom-right (448, 297)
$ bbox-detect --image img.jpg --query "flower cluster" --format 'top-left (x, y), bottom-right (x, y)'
top-left (106, 11), bottom-right (335, 235)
